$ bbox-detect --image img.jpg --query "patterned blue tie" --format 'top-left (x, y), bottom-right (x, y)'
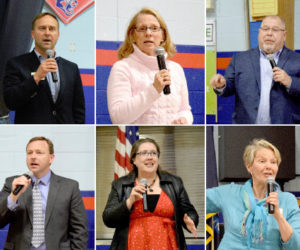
top-left (31, 180), bottom-right (45, 248)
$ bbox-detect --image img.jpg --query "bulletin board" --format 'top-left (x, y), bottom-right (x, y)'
top-left (250, 0), bottom-right (278, 20)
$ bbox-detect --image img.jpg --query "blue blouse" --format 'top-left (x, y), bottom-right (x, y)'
top-left (207, 183), bottom-right (300, 250)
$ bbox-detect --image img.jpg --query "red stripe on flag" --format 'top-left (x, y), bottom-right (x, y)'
top-left (125, 154), bottom-right (132, 172)
top-left (117, 127), bottom-right (126, 144)
top-left (115, 150), bottom-right (126, 168)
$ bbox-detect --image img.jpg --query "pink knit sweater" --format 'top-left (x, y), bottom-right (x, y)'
top-left (107, 45), bottom-right (193, 124)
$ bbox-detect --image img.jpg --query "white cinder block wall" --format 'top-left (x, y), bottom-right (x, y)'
top-left (215, 0), bottom-right (247, 52)
top-left (96, 0), bottom-right (205, 46)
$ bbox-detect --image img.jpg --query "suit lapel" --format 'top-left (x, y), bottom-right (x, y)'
top-left (270, 47), bottom-right (288, 88)
top-left (45, 173), bottom-right (60, 227)
top-left (250, 47), bottom-right (261, 91)
top-left (55, 58), bottom-right (65, 103)
top-left (277, 47), bottom-right (289, 69)
top-left (29, 51), bottom-right (42, 76)
top-left (30, 50), bottom-right (56, 106)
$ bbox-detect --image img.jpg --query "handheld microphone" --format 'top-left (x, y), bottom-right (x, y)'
top-left (13, 171), bottom-right (33, 195)
top-left (46, 49), bottom-right (58, 82)
top-left (140, 178), bottom-right (148, 212)
top-left (266, 54), bottom-right (280, 85)
top-left (266, 54), bottom-right (277, 69)
top-left (267, 177), bottom-right (275, 214)
top-left (155, 46), bottom-right (170, 95)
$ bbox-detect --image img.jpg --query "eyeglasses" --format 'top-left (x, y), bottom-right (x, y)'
top-left (135, 26), bottom-right (161, 33)
top-left (260, 27), bottom-right (285, 33)
top-left (136, 151), bottom-right (159, 157)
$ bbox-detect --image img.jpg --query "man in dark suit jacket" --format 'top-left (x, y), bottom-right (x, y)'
top-left (3, 12), bottom-right (85, 124)
top-left (0, 136), bottom-right (88, 250)
top-left (210, 15), bottom-right (300, 124)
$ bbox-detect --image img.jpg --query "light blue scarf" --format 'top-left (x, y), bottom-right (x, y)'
top-left (240, 179), bottom-right (279, 247)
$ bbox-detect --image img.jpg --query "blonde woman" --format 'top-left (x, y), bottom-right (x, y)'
top-left (107, 8), bottom-right (193, 124)
top-left (207, 139), bottom-right (300, 249)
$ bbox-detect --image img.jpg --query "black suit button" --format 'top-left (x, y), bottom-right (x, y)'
top-left (52, 111), bottom-right (57, 116)
top-left (255, 107), bottom-right (258, 111)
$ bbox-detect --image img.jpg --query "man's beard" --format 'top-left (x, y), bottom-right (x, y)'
top-left (262, 42), bottom-right (276, 54)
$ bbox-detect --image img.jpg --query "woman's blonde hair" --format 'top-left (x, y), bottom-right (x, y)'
top-left (243, 139), bottom-right (281, 167)
top-left (117, 7), bottom-right (176, 59)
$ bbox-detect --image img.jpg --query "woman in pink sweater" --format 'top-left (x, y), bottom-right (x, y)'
top-left (107, 7), bottom-right (193, 124)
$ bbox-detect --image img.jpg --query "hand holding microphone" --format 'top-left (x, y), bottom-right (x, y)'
top-left (155, 46), bottom-right (171, 95)
top-left (140, 178), bottom-right (148, 212)
top-left (153, 69), bottom-right (171, 94)
top-left (33, 49), bottom-right (58, 84)
top-left (126, 180), bottom-right (146, 210)
top-left (266, 54), bottom-right (291, 87)
top-left (266, 177), bottom-right (275, 214)
top-left (266, 177), bottom-right (280, 218)
top-left (266, 54), bottom-right (277, 69)
top-left (46, 49), bottom-right (58, 82)
top-left (10, 171), bottom-right (33, 202)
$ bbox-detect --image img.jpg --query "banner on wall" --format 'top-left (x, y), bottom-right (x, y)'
top-left (46, 0), bottom-right (94, 24)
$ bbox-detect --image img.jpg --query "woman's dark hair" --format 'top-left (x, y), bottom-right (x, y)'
top-left (130, 138), bottom-right (161, 175)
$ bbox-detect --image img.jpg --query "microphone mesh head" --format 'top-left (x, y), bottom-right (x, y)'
top-left (155, 46), bottom-right (165, 56)
top-left (46, 49), bottom-right (53, 58)
top-left (26, 171), bottom-right (34, 178)
top-left (267, 176), bottom-right (275, 183)
top-left (140, 178), bottom-right (147, 186)
top-left (266, 54), bottom-right (274, 61)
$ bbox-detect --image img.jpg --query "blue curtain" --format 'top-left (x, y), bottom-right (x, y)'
top-left (0, 0), bottom-right (45, 117)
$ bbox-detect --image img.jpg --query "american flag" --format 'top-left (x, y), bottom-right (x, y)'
top-left (114, 126), bottom-right (139, 179)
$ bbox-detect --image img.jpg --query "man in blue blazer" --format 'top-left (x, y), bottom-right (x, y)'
top-left (0, 136), bottom-right (88, 250)
top-left (3, 12), bottom-right (85, 124)
top-left (210, 16), bottom-right (300, 124)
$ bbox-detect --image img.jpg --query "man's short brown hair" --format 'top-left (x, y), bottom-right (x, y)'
top-left (32, 12), bottom-right (59, 30)
top-left (26, 136), bottom-right (54, 154)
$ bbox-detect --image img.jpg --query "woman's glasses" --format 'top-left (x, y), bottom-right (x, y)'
top-left (136, 151), bottom-right (159, 157)
top-left (135, 26), bottom-right (161, 33)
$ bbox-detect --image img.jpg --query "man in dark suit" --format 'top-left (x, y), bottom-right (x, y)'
top-left (0, 0), bottom-right (44, 124)
top-left (3, 12), bottom-right (85, 124)
top-left (210, 15), bottom-right (300, 124)
top-left (0, 136), bottom-right (88, 250)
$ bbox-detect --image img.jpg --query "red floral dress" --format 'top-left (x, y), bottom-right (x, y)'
top-left (127, 190), bottom-right (178, 250)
